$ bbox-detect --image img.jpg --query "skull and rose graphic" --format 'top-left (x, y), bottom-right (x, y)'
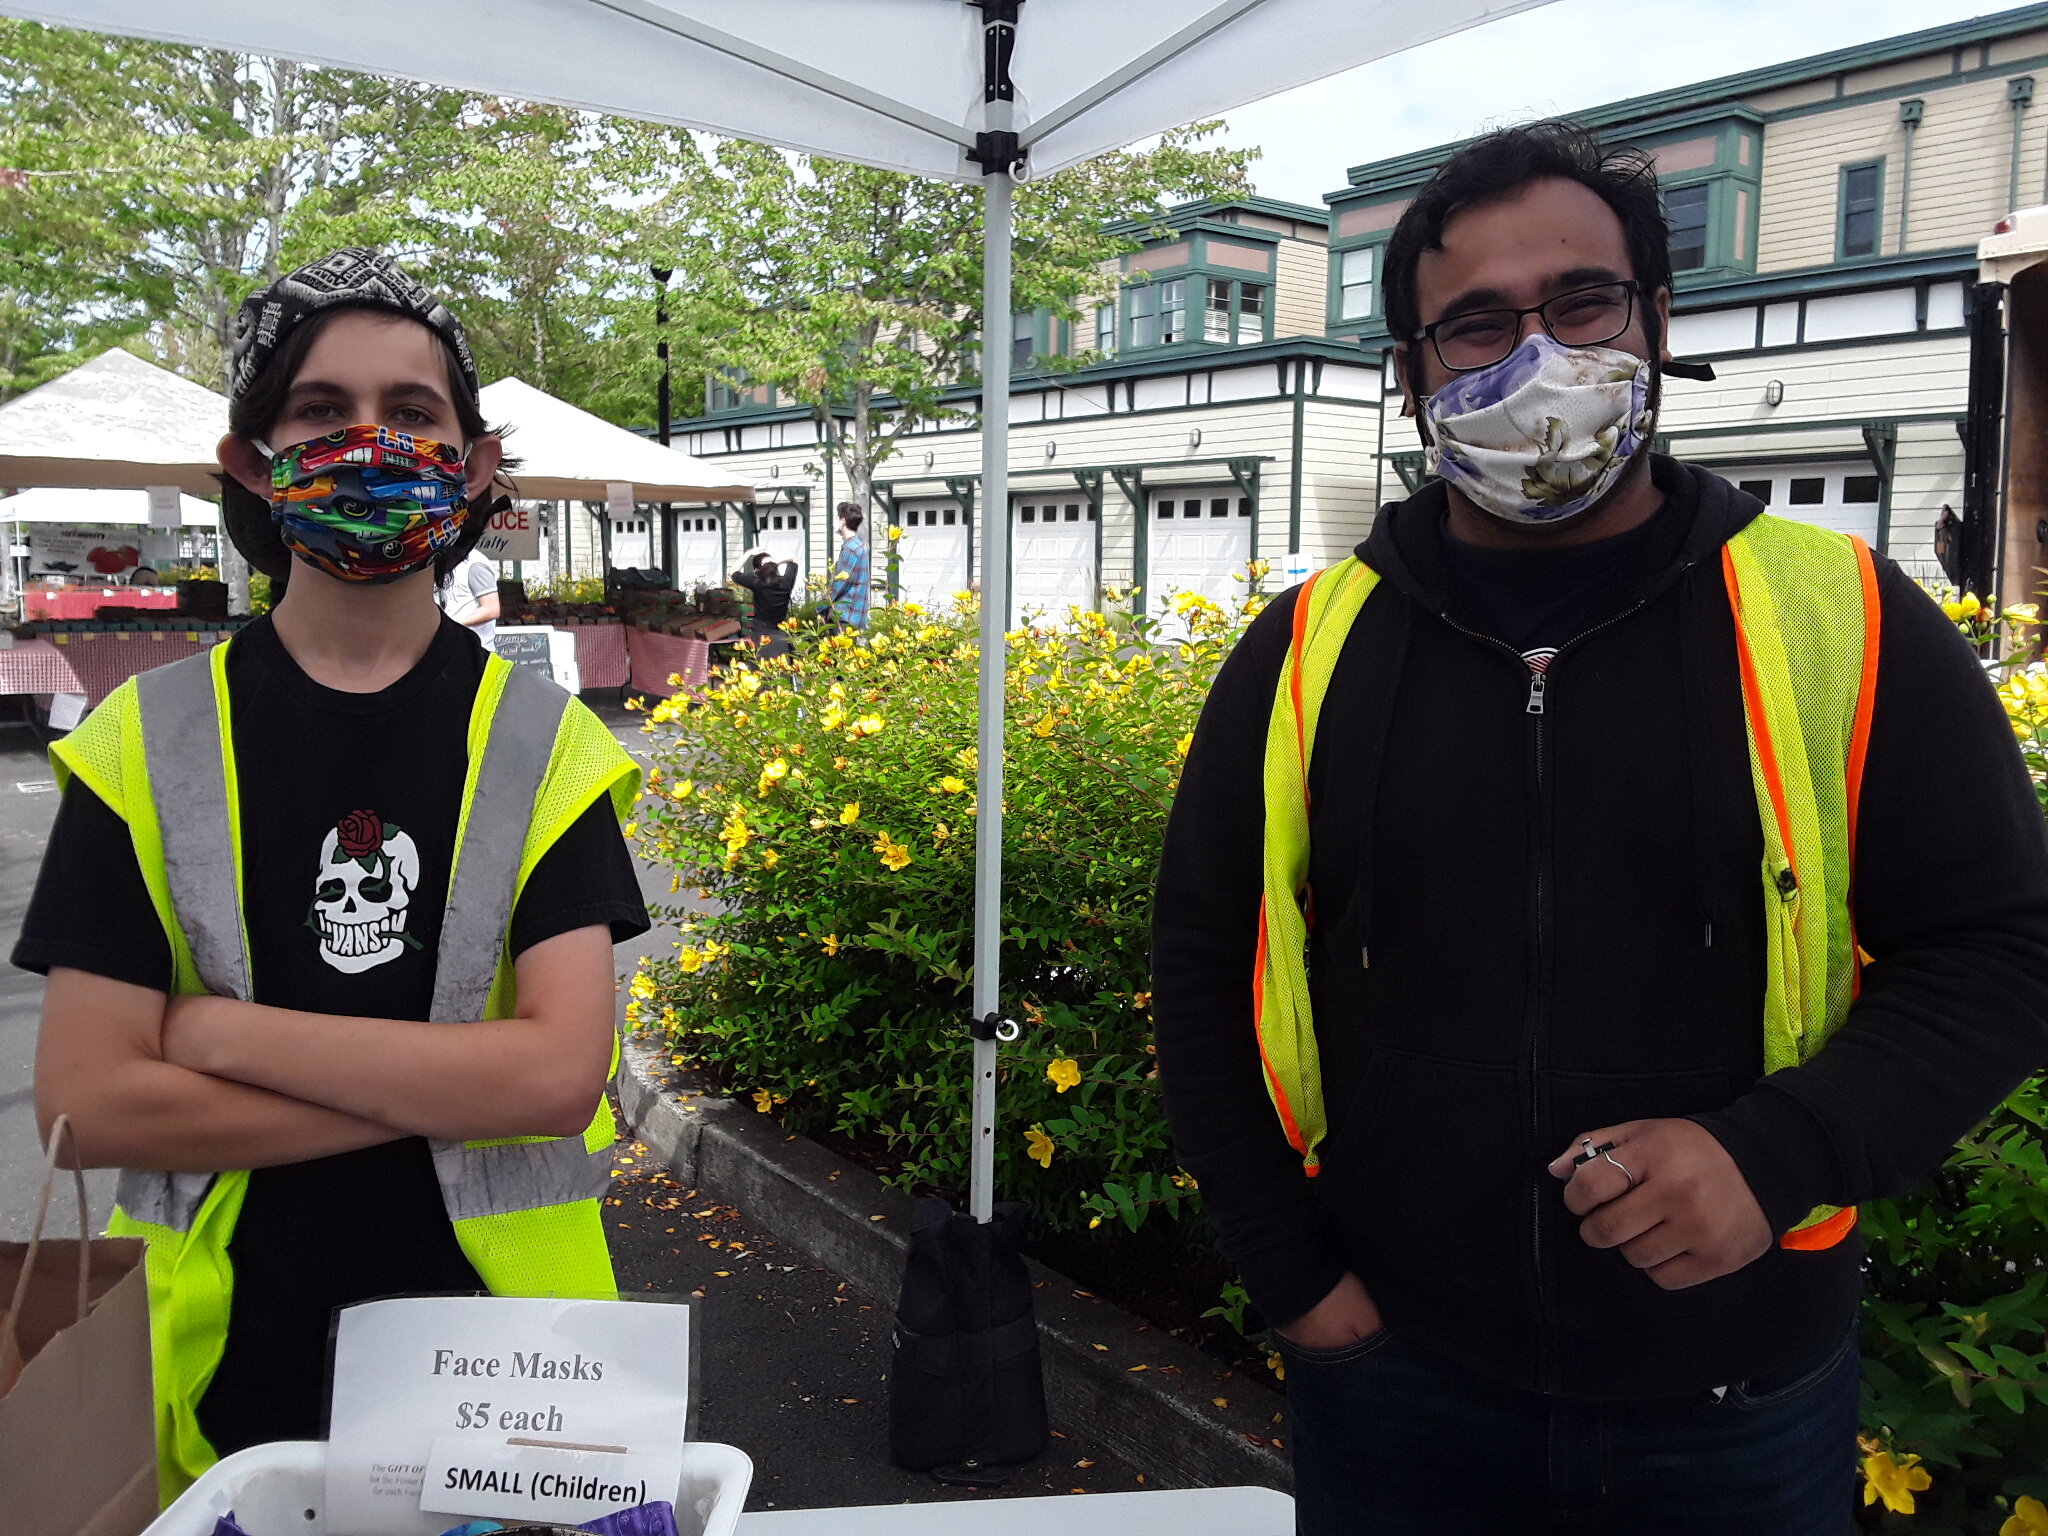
top-left (307, 808), bottom-right (422, 973)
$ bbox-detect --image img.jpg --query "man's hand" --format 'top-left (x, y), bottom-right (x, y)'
top-left (1274, 1271), bottom-right (1383, 1350)
top-left (1547, 1118), bottom-right (1773, 1290)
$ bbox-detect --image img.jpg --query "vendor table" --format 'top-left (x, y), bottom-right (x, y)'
top-left (626, 626), bottom-right (713, 698)
top-left (559, 620), bottom-right (630, 689)
top-left (736, 1486), bottom-right (1292, 1534)
top-left (24, 586), bottom-right (179, 621)
top-left (0, 637), bottom-right (86, 697)
top-left (39, 629), bottom-right (228, 704)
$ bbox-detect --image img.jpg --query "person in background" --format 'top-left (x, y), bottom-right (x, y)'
top-left (19, 247), bottom-right (649, 1499)
top-left (828, 501), bottom-right (871, 628)
top-left (731, 546), bottom-right (797, 655)
top-left (1153, 122), bottom-right (2048, 1532)
top-left (438, 544), bottom-right (501, 649)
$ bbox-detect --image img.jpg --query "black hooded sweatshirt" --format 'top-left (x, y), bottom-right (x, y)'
top-left (1153, 456), bottom-right (2048, 1399)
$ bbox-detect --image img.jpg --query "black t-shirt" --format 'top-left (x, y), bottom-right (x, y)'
top-left (12, 615), bottom-right (649, 1453)
top-left (1437, 476), bottom-right (1683, 655)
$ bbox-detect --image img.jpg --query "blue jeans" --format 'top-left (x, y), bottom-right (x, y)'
top-left (1283, 1324), bottom-right (1859, 1535)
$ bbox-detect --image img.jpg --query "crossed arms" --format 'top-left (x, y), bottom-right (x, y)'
top-left (35, 924), bottom-right (616, 1171)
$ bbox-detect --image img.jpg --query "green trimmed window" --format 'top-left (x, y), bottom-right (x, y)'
top-left (1095, 301), bottom-right (1116, 356)
top-left (1338, 246), bottom-right (1377, 321)
top-left (1838, 161), bottom-right (1883, 260)
top-left (1128, 278), bottom-right (1188, 348)
top-left (1203, 277), bottom-right (1268, 344)
top-left (1666, 184), bottom-right (1710, 272)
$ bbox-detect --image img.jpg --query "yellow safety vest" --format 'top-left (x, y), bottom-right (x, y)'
top-left (1257, 513), bottom-right (1878, 1251)
top-left (49, 643), bottom-right (641, 1503)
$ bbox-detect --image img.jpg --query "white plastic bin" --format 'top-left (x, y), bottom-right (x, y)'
top-left (142, 1439), bottom-right (752, 1536)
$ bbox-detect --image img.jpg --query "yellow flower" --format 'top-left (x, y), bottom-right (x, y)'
top-left (874, 831), bottom-right (913, 872)
top-left (2003, 1495), bottom-right (2048, 1536)
top-left (673, 778), bottom-right (695, 800)
top-left (1024, 1125), bottom-right (1055, 1168)
top-left (628, 971), bottom-right (656, 1001)
top-left (1861, 1451), bottom-right (1933, 1514)
top-left (822, 703), bottom-right (848, 732)
top-left (1174, 732), bottom-right (1193, 761)
top-left (933, 821), bottom-right (952, 843)
top-left (621, 821), bottom-right (638, 840)
top-left (956, 746), bottom-right (978, 771)
top-left (833, 755), bottom-right (850, 770)
top-left (1961, 593), bottom-right (1983, 619)
top-left (937, 775), bottom-right (968, 794)
top-left (1132, 991), bottom-right (1152, 1010)
top-left (1048, 1058), bottom-right (1082, 1093)
top-left (852, 714), bottom-right (885, 737)
top-left (761, 848), bottom-right (781, 869)
top-left (839, 801), bottom-right (862, 825)
top-left (1943, 599), bottom-right (1965, 622)
top-left (720, 809), bottom-right (752, 853)
top-left (756, 758), bottom-right (790, 796)
top-left (821, 934), bottom-right (842, 956)
top-left (679, 947), bottom-right (706, 974)
top-left (752, 1088), bottom-right (787, 1114)
top-left (1031, 715), bottom-right (1056, 738)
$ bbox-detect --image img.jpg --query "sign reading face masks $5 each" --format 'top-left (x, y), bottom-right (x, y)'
top-left (325, 1296), bottom-right (692, 1536)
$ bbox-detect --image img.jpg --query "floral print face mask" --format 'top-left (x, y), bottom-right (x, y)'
top-left (1421, 333), bottom-right (1653, 526)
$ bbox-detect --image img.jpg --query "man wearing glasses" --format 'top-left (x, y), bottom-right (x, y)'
top-left (1154, 121), bottom-right (2048, 1531)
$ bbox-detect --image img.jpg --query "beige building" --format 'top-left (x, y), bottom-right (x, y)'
top-left (621, 4), bottom-right (2048, 612)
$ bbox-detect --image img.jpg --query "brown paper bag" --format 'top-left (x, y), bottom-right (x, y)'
top-left (0, 1118), bottom-right (157, 1536)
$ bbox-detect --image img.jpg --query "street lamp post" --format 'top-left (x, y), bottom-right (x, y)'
top-left (652, 264), bottom-right (675, 580)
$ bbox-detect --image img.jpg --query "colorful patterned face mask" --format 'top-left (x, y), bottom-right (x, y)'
top-left (1422, 333), bottom-right (1653, 526)
top-left (265, 423), bottom-right (471, 582)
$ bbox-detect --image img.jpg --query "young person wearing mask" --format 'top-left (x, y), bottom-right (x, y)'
top-left (1154, 124), bottom-right (2048, 1531)
top-left (19, 248), bottom-right (649, 1499)
top-left (731, 546), bottom-right (798, 650)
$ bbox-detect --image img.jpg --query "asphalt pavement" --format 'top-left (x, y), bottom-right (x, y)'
top-left (0, 694), bottom-right (1144, 1511)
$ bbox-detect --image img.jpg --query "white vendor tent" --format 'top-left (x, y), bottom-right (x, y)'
top-left (2, 0), bottom-right (1555, 1224)
top-left (0, 347), bottom-right (228, 496)
top-left (0, 485), bottom-right (217, 526)
top-left (479, 376), bottom-right (753, 503)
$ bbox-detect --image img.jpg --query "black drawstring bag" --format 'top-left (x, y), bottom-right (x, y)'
top-left (887, 1195), bottom-right (1047, 1480)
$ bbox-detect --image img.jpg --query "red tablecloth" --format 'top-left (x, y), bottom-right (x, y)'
top-left (558, 623), bottom-right (629, 689)
top-left (0, 639), bottom-right (86, 697)
top-left (626, 628), bottom-right (712, 698)
top-left (24, 588), bottom-right (180, 621)
top-left (30, 630), bottom-right (229, 704)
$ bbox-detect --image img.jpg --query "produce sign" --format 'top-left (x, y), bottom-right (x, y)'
top-left (22, 524), bottom-right (142, 577)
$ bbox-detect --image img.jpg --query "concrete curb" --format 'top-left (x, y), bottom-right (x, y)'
top-left (617, 1036), bottom-right (1291, 1493)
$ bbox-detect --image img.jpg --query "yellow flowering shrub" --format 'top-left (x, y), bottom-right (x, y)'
top-left (633, 589), bottom-right (1257, 1234)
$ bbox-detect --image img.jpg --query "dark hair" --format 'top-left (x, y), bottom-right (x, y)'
top-left (217, 307), bottom-right (517, 588)
top-left (1383, 120), bottom-right (1671, 400)
top-left (837, 503), bottom-right (863, 532)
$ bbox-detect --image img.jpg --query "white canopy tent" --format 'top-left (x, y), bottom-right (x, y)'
top-left (478, 376), bottom-right (752, 503)
top-left (0, 347), bottom-right (228, 496)
top-left (2, 0), bottom-right (1554, 1221)
top-left (0, 485), bottom-right (217, 526)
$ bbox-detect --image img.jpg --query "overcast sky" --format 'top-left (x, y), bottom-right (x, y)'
top-left (1214, 0), bottom-right (2021, 207)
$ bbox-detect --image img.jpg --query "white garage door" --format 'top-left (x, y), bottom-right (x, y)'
top-left (1148, 488), bottom-right (1252, 637)
top-left (1718, 462), bottom-right (1882, 542)
top-left (675, 511), bottom-right (725, 588)
top-left (759, 508), bottom-right (806, 590)
top-left (609, 512), bottom-right (654, 571)
top-left (1012, 495), bottom-right (1097, 627)
top-left (894, 498), bottom-right (971, 610)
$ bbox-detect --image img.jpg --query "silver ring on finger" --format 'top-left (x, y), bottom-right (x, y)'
top-left (1602, 1149), bottom-right (1637, 1189)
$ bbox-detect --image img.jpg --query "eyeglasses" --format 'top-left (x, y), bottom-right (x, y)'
top-left (1414, 281), bottom-right (1641, 373)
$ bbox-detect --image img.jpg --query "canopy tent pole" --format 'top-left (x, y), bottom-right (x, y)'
top-left (966, 152), bottom-right (1012, 1223)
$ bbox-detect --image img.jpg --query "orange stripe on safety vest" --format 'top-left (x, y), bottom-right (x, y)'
top-left (1252, 897), bottom-right (1312, 1167)
top-left (1779, 1205), bottom-right (1858, 1251)
top-left (1289, 568), bottom-right (1323, 786)
top-left (1722, 545), bottom-right (1800, 884)
top-left (1844, 537), bottom-right (1881, 1000)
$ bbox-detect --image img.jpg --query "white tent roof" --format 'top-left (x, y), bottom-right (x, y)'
top-left (0, 485), bottom-right (218, 527)
top-left (0, 348), bottom-right (228, 496)
top-left (3, 0), bottom-right (1550, 181)
top-left (479, 376), bottom-right (752, 503)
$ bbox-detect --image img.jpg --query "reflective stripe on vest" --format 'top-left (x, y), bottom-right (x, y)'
top-left (57, 641), bottom-right (636, 1501)
top-left (1255, 513), bottom-right (1878, 1250)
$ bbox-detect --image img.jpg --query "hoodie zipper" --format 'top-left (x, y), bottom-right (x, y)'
top-left (1441, 589), bottom-right (1659, 1392)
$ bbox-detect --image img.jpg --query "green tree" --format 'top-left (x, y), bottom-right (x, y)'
top-left (658, 125), bottom-right (1257, 507)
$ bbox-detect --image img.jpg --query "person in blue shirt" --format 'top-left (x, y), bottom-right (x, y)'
top-left (827, 502), bottom-right (871, 628)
